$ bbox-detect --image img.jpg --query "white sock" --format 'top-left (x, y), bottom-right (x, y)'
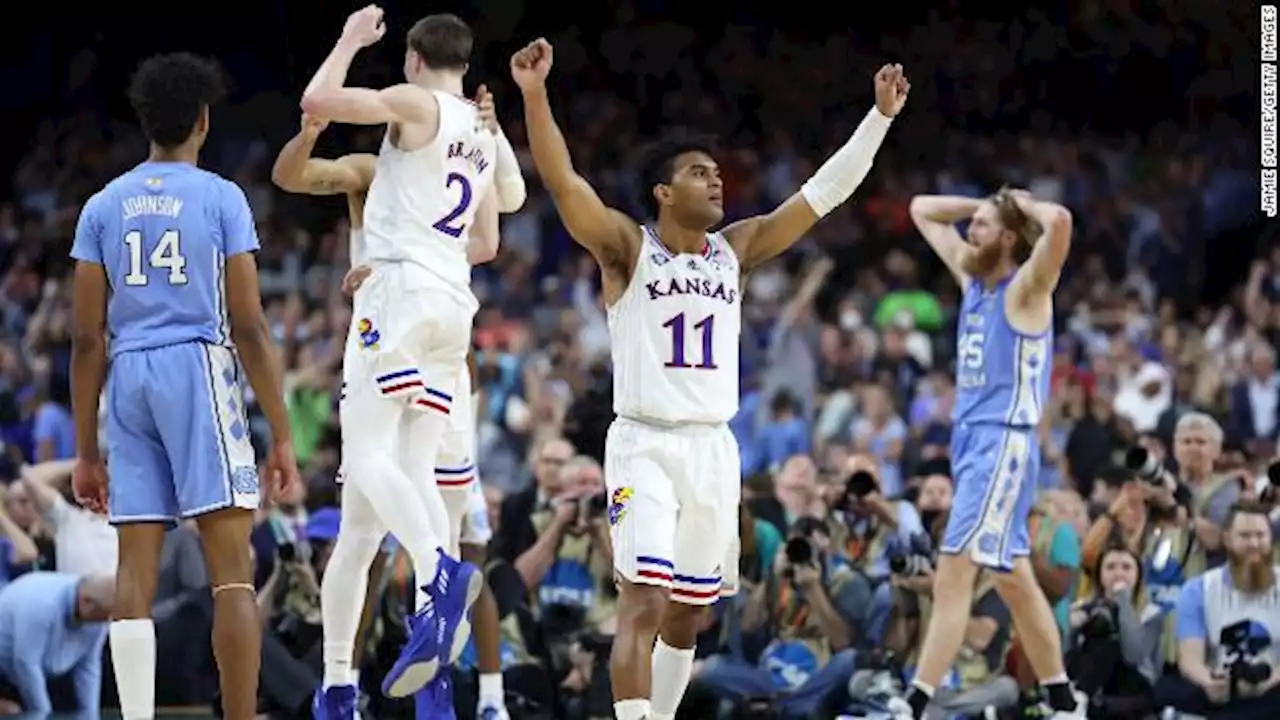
top-left (650, 639), bottom-right (695, 716)
top-left (614, 698), bottom-right (651, 720)
top-left (323, 484), bottom-right (386, 688)
top-left (478, 672), bottom-right (504, 703)
top-left (110, 619), bottom-right (156, 720)
top-left (351, 669), bottom-right (360, 688)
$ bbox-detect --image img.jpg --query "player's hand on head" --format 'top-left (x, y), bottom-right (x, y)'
top-left (510, 38), bottom-right (554, 91)
top-left (72, 458), bottom-right (108, 515)
top-left (474, 84), bottom-right (499, 134)
top-left (341, 4), bottom-right (386, 49)
top-left (873, 63), bottom-right (910, 117)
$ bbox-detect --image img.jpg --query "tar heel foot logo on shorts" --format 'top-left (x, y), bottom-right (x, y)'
top-left (232, 466), bottom-right (259, 496)
top-left (608, 487), bottom-right (633, 526)
top-left (357, 318), bottom-right (380, 350)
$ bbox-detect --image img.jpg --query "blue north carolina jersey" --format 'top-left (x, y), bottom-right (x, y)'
top-left (942, 276), bottom-right (1052, 571)
top-left (70, 161), bottom-right (261, 524)
top-left (952, 277), bottom-right (1052, 429)
top-left (70, 161), bottom-right (260, 357)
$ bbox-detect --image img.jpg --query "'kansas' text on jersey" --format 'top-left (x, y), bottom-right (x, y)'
top-left (608, 227), bottom-right (742, 425)
top-left (952, 277), bottom-right (1051, 428)
top-left (70, 162), bottom-right (260, 357)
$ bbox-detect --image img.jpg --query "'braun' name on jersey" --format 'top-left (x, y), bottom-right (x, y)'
top-left (361, 92), bottom-right (496, 306)
top-left (608, 227), bottom-right (741, 425)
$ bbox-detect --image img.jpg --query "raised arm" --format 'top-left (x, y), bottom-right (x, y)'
top-left (475, 85), bottom-right (527, 214)
top-left (1008, 192), bottom-right (1073, 299)
top-left (723, 64), bottom-right (909, 271)
top-left (300, 7), bottom-right (439, 129)
top-left (511, 39), bottom-right (636, 264)
top-left (272, 117), bottom-right (375, 196)
top-left (908, 195), bottom-right (982, 286)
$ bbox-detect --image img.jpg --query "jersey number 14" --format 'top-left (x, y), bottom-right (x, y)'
top-left (123, 229), bottom-right (188, 286)
top-left (663, 312), bottom-right (717, 369)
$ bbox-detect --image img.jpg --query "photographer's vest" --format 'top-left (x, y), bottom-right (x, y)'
top-left (828, 512), bottom-right (891, 581)
top-left (529, 509), bottom-right (616, 628)
top-left (912, 576), bottom-right (1001, 691)
top-left (1199, 566), bottom-right (1280, 671)
top-left (760, 562), bottom-right (857, 691)
top-left (1187, 474), bottom-right (1235, 574)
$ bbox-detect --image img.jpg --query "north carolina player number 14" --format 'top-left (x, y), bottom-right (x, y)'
top-left (663, 312), bottom-right (717, 369)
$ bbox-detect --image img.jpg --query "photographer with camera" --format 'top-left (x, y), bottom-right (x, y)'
top-left (1064, 546), bottom-right (1167, 718)
top-left (692, 517), bottom-right (869, 718)
top-left (1172, 413), bottom-right (1239, 571)
top-left (1157, 502), bottom-right (1280, 719)
top-left (829, 455), bottom-right (924, 585)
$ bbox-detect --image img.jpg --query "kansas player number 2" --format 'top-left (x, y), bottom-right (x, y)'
top-left (123, 229), bottom-right (188, 286)
top-left (663, 312), bottom-right (717, 369)
top-left (432, 172), bottom-right (472, 238)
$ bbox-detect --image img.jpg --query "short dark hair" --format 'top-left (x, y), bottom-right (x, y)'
top-left (128, 53), bottom-right (225, 149)
top-left (406, 14), bottom-right (473, 72)
top-left (636, 129), bottom-right (718, 218)
top-left (989, 187), bottom-right (1042, 264)
top-left (1225, 501), bottom-right (1272, 531)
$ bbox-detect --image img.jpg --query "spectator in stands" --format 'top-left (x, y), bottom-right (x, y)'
top-left (18, 459), bottom-right (116, 576)
top-left (829, 453), bottom-right (923, 586)
top-left (1174, 413), bottom-right (1236, 571)
top-left (0, 485), bottom-right (38, 587)
top-left (1163, 503), bottom-right (1280, 718)
top-left (850, 385), bottom-right (907, 498)
top-left (1229, 343), bottom-right (1280, 458)
top-left (694, 516), bottom-right (863, 718)
top-left (0, 482), bottom-right (51, 572)
top-left (494, 436), bottom-right (576, 593)
top-left (0, 572), bottom-right (114, 715)
top-left (1065, 546), bottom-right (1165, 718)
top-left (1066, 387), bottom-right (1125, 500)
top-left (31, 375), bottom-right (73, 462)
top-left (1026, 502), bottom-right (1081, 637)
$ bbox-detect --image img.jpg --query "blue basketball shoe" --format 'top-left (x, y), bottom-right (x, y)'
top-left (413, 673), bottom-right (456, 720)
top-left (382, 549), bottom-right (482, 698)
top-left (312, 684), bottom-right (357, 720)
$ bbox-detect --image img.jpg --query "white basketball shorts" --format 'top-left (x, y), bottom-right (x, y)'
top-left (604, 417), bottom-right (742, 605)
top-left (435, 362), bottom-right (476, 491)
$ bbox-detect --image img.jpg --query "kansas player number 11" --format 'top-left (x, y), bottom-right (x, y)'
top-left (663, 312), bottom-right (717, 370)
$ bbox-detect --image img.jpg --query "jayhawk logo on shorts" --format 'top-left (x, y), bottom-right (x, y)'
top-left (608, 487), bottom-right (633, 526)
top-left (357, 318), bottom-right (380, 350)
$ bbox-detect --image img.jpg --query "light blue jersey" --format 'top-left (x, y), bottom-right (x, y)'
top-left (71, 161), bottom-right (261, 524)
top-left (941, 277), bottom-right (1052, 570)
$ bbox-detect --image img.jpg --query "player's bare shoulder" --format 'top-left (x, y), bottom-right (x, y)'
top-left (593, 211), bottom-right (644, 304)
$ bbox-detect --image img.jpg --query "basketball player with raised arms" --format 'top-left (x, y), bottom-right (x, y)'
top-left (896, 189), bottom-right (1083, 720)
top-left (299, 5), bottom-right (501, 713)
top-left (511, 38), bottom-right (909, 720)
top-left (272, 101), bottom-right (520, 719)
top-left (69, 53), bottom-right (300, 720)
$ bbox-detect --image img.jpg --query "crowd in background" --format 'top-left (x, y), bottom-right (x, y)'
top-left (0, 2), bottom-right (1273, 719)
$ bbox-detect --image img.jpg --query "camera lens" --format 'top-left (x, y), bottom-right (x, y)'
top-left (784, 537), bottom-right (812, 566)
top-left (888, 555), bottom-right (907, 574)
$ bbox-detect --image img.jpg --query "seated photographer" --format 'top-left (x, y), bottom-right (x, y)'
top-left (1174, 413), bottom-right (1239, 572)
top-left (1064, 546), bottom-right (1167, 718)
top-left (692, 517), bottom-right (869, 719)
top-left (1158, 502), bottom-right (1280, 719)
top-left (828, 454), bottom-right (924, 584)
top-left (884, 554), bottom-right (1018, 718)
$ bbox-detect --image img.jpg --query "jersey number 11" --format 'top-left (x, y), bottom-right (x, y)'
top-left (663, 312), bottom-right (717, 369)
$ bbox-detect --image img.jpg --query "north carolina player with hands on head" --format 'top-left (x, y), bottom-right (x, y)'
top-left (299, 4), bottom-right (503, 715)
top-left (69, 53), bottom-right (300, 720)
top-left (511, 37), bottom-right (909, 720)
top-left (896, 189), bottom-right (1082, 719)
top-left (272, 98), bottom-right (520, 719)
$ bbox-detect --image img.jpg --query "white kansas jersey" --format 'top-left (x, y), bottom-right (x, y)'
top-left (608, 226), bottom-right (741, 425)
top-left (361, 91), bottom-right (496, 302)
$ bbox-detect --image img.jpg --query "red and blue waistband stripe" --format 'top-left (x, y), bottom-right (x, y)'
top-left (377, 368), bottom-right (423, 396)
top-left (435, 463), bottom-right (476, 486)
top-left (414, 386), bottom-right (453, 415)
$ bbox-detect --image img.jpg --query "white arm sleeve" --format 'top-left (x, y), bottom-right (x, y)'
top-left (493, 130), bottom-right (527, 213)
top-left (799, 107), bottom-right (893, 218)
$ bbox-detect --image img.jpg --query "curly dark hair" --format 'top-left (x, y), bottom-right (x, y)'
top-left (128, 53), bottom-right (225, 149)
top-left (636, 129), bottom-right (718, 219)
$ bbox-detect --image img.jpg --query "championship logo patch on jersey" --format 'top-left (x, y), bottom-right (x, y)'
top-left (608, 487), bottom-right (634, 526)
top-left (357, 318), bottom-right (380, 350)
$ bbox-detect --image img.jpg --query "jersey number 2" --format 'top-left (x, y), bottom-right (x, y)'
top-left (124, 229), bottom-right (188, 286)
top-left (663, 312), bottom-right (717, 369)
top-left (431, 172), bottom-right (473, 238)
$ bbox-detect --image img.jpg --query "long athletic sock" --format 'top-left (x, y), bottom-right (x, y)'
top-left (614, 698), bottom-right (651, 720)
top-left (110, 619), bottom-right (156, 720)
top-left (323, 483), bottom-right (388, 687)
top-left (650, 639), bottom-right (695, 717)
